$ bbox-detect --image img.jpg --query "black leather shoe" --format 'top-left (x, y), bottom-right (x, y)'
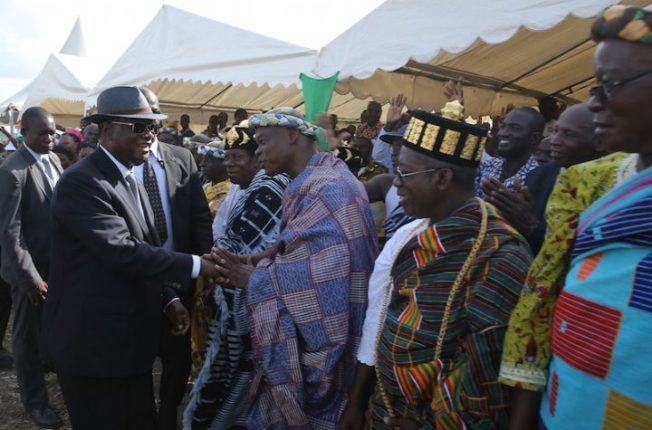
top-left (28, 407), bottom-right (63, 429)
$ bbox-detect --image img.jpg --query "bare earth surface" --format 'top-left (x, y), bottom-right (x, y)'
top-left (0, 313), bottom-right (178, 430)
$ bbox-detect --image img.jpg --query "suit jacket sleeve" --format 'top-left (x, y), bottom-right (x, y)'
top-left (52, 169), bottom-right (193, 284)
top-left (0, 168), bottom-right (42, 288)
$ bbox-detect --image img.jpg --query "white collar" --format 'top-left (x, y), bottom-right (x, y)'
top-left (23, 143), bottom-right (50, 162)
top-left (149, 138), bottom-right (160, 159)
top-left (99, 145), bottom-right (133, 179)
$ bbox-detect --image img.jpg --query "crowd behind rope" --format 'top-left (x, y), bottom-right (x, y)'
top-left (0, 5), bottom-right (651, 430)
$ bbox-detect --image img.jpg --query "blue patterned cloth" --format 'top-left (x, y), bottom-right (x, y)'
top-left (474, 155), bottom-right (539, 198)
top-left (540, 166), bottom-right (652, 429)
top-left (246, 152), bottom-right (378, 429)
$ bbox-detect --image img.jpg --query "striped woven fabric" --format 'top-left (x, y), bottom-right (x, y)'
top-left (540, 166), bottom-right (652, 429)
top-left (246, 152), bottom-right (378, 429)
top-left (368, 198), bottom-right (531, 429)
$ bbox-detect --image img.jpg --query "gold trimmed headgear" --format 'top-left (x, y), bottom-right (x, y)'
top-left (401, 105), bottom-right (488, 167)
top-left (224, 120), bottom-right (257, 155)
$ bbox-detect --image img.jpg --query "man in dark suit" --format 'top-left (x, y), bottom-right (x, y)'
top-left (0, 107), bottom-right (63, 428)
top-left (138, 87), bottom-right (212, 430)
top-left (41, 86), bottom-right (220, 430)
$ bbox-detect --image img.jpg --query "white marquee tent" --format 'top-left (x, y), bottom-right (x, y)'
top-left (311, 0), bottom-right (651, 119)
top-left (88, 5), bottom-right (318, 126)
top-left (0, 18), bottom-right (107, 127)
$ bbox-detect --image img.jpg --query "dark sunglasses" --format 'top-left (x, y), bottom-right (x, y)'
top-left (589, 68), bottom-right (652, 103)
top-left (111, 121), bottom-right (157, 135)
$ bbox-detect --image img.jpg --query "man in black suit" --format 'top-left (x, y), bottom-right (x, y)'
top-left (42, 86), bottom-right (220, 430)
top-left (0, 106), bottom-right (63, 428)
top-left (138, 87), bottom-right (212, 430)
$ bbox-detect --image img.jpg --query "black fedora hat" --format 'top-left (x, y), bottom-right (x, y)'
top-left (83, 86), bottom-right (167, 123)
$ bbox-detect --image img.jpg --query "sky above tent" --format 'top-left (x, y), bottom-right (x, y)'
top-left (0, 0), bottom-right (384, 102)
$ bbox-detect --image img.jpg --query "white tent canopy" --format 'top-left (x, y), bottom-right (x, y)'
top-left (89, 5), bottom-right (317, 126)
top-left (311, 0), bottom-right (650, 118)
top-left (1, 18), bottom-right (106, 126)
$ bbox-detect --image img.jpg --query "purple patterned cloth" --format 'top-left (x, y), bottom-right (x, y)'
top-left (474, 155), bottom-right (539, 198)
top-left (246, 152), bottom-right (378, 429)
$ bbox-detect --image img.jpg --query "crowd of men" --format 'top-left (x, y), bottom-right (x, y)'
top-left (0, 5), bottom-right (651, 430)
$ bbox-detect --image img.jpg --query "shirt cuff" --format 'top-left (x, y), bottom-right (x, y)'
top-left (191, 255), bottom-right (200, 279)
top-left (163, 297), bottom-right (180, 311)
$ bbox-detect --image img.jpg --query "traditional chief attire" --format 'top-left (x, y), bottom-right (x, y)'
top-left (185, 123), bottom-right (290, 430)
top-left (503, 7), bottom-right (652, 428)
top-left (361, 107), bottom-right (532, 429)
top-left (199, 144), bottom-right (232, 218)
top-left (244, 112), bottom-right (378, 429)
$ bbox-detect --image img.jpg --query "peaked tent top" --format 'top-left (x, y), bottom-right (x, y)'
top-left (90, 4), bottom-right (317, 97)
top-left (59, 17), bottom-right (88, 57)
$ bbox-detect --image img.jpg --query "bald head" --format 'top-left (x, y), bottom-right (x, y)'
top-left (139, 87), bottom-right (160, 114)
top-left (549, 102), bottom-right (600, 167)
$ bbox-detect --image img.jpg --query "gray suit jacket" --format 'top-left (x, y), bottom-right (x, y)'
top-left (0, 144), bottom-right (62, 289)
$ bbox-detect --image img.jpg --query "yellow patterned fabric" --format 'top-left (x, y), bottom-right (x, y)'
top-left (499, 153), bottom-right (629, 391)
top-left (203, 180), bottom-right (231, 218)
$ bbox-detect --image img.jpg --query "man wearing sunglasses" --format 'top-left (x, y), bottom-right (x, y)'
top-left (42, 86), bottom-right (221, 430)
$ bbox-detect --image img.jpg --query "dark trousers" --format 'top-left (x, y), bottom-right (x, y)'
top-left (10, 283), bottom-right (47, 411)
top-left (0, 275), bottom-right (11, 348)
top-left (157, 314), bottom-right (192, 430)
top-left (58, 372), bottom-right (156, 430)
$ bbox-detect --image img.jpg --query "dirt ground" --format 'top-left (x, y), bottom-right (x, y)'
top-left (0, 313), bottom-right (179, 430)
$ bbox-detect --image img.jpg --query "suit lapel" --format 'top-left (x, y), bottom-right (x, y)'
top-left (138, 181), bottom-right (160, 246)
top-left (17, 145), bottom-right (51, 200)
top-left (158, 142), bottom-right (179, 202)
top-left (92, 149), bottom-right (154, 243)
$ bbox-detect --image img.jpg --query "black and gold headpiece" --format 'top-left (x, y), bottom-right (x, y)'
top-left (224, 120), bottom-right (257, 155)
top-left (402, 102), bottom-right (487, 167)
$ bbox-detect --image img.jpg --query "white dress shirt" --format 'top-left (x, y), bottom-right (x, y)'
top-left (23, 144), bottom-right (60, 189)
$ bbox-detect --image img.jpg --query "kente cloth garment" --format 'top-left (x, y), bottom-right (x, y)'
top-left (356, 121), bottom-right (383, 140)
top-left (369, 198), bottom-right (531, 430)
top-left (499, 153), bottom-right (637, 391)
top-left (185, 170), bottom-right (289, 430)
top-left (539, 164), bottom-right (652, 429)
top-left (246, 152), bottom-right (378, 430)
top-left (474, 155), bottom-right (539, 198)
top-left (203, 180), bottom-right (231, 218)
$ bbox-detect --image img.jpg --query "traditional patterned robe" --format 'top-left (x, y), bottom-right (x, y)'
top-left (246, 152), bottom-right (378, 429)
top-left (499, 153), bottom-right (636, 391)
top-left (540, 163), bottom-right (652, 429)
top-left (185, 170), bottom-right (289, 430)
top-left (369, 198), bottom-right (531, 429)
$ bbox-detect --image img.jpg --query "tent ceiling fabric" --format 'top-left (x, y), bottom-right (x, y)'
top-left (88, 5), bottom-right (317, 115)
top-left (313, 0), bottom-right (651, 117)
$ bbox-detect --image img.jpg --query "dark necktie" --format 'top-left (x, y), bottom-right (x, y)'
top-left (124, 172), bottom-right (141, 212)
top-left (143, 158), bottom-right (168, 243)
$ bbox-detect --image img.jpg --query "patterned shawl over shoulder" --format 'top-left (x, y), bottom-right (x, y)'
top-left (246, 152), bottom-right (378, 429)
